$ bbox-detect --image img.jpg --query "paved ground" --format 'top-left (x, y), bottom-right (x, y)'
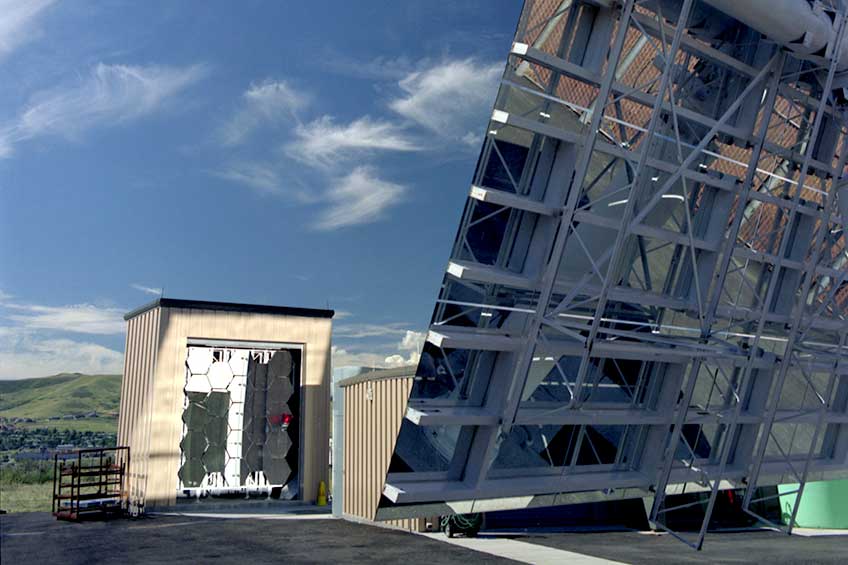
top-left (3, 512), bottom-right (847, 564)
top-left (0, 513), bottom-right (518, 565)
top-left (510, 528), bottom-right (848, 564)
top-left (422, 532), bottom-right (626, 564)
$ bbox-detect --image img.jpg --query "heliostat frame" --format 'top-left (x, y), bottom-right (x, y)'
top-left (379, 0), bottom-right (848, 550)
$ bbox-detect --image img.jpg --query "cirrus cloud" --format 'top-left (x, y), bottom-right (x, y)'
top-left (0, 62), bottom-right (209, 158)
top-left (130, 283), bottom-right (162, 296)
top-left (0, 0), bottom-right (56, 61)
top-left (390, 58), bottom-right (501, 146)
top-left (285, 115), bottom-right (421, 169)
top-left (314, 166), bottom-right (407, 230)
top-left (2, 301), bottom-right (125, 335)
top-left (219, 80), bottom-right (309, 146)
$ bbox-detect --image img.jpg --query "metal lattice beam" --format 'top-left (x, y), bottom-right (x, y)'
top-left (379, 0), bottom-right (848, 550)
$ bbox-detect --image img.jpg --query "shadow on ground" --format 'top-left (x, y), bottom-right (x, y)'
top-left (521, 528), bottom-right (848, 564)
top-left (0, 512), bottom-right (517, 565)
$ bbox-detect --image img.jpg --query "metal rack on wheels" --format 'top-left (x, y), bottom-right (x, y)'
top-left (52, 446), bottom-right (130, 521)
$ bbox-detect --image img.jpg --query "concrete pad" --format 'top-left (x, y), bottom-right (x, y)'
top-left (790, 528), bottom-right (848, 537)
top-left (421, 532), bottom-right (627, 565)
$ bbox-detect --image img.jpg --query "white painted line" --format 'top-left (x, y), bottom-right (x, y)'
top-left (128, 520), bottom-right (206, 530)
top-left (786, 528), bottom-right (848, 537)
top-left (153, 512), bottom-right (332, 521)
top-left (420, 532), bottom-right (628, 565)
top-left (755, 526), bottom-right (848, 537)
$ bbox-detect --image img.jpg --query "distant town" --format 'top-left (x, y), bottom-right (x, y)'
top-left (0, 414), bottom-right (117, 464)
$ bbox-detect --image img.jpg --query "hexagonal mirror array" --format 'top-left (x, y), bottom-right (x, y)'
top-left (179, 346), bottom-right (297, 495)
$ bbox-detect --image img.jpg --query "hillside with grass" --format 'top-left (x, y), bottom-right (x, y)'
top-left (0, 373), bottom-right (121, 419)
top-left (1, 374), bottom-right (123, 513)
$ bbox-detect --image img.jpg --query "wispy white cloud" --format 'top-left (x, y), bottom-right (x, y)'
top-left (0, 0), bottom-right (56, 61)
top-left (0, 327), bottom-right (123, 379)
top-left (210, 60), bottom-right (495, 232)
top-left (390, 58), bottom-right (501, 146)
top-left (0, 62), bottom-right (209, 158)
top-left (210, 158), bottom-right (404, 232)
top-left (0, 135), bottom-right (13, 158)
top-left (460, 131), bottom-right (482, 148)
top-left (321, 53), bottom-right (419, 81)
top-left (314, 166), bottom-right (407, 230)
top-left (285, 116), bottom-right (420, 169)
top-left (220, 80), bottom-right (308, 146)
top-left (211, 160), bottom-right (318, 203)
top-left (333, 321), bottom-right (411, 339)
top-left (0, 295), bottom-right (127, 378)
top-left (130, 283), bottom-right (162, 296)
top-left (212, 161), bottom-right (284, 196)
top-left (2, 301), bottom-right (125, 335)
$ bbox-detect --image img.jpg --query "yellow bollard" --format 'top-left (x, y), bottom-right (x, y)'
top-left (317, 480), bottom-right (327, 506)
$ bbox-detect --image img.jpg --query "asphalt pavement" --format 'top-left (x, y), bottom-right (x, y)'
top-left (0, 512), bottom-right (518, 565)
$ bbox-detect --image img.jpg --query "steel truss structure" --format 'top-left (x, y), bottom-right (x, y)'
top-left (380, 0), bottom-right (848, 550)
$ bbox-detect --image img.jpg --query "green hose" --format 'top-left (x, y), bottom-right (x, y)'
top-left (441, 513), bottom-right (483, 535)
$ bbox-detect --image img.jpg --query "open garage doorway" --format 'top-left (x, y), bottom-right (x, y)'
top-left (178, 340), bottom-right (303, 502)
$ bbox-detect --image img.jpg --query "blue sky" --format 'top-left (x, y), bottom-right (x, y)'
top-left (0, 0), bottom-right (521, 378)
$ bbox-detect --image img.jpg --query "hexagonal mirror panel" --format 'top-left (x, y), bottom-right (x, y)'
top-left (208, 361), bottom-right (233, 391)
top-left (186, 347), bottom-right (213, 375)
top-left (179, 457), bottom-right (206, 488)
top-left (263, 457), bottom-right (292, 485)
top-left (179, 345), bottom-right (300, 498)
top-left (185, 373), bottom-right (211, 394)
top-left (228, 351), bottom-right (249, 378)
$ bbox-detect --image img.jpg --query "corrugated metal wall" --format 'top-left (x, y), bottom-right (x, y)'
top-left (117, 307), bottom-right (161, 510)
top-left (342, 375), bottom-right (425, 531)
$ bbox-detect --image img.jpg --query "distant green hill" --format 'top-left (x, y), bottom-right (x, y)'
top-left (0, 373), bottom-right (121, 419)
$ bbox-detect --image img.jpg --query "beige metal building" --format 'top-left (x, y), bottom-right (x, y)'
top-left (336, 366), bottom-right (427, 531)
top-left (118, 298), bottom-right (333, 512)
